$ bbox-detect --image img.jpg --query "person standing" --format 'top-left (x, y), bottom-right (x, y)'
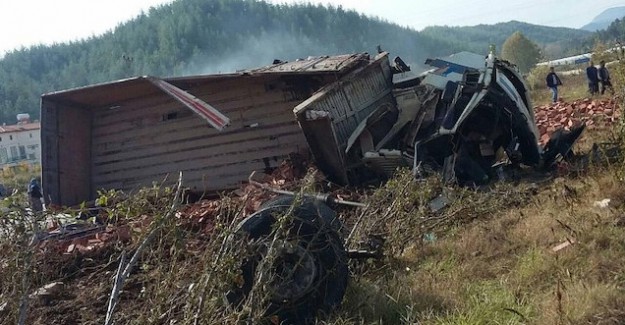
top-left (598, 60), bottom-right (614, 95)
top-left (586, 61), bottom-right (599, 96)
top-left (27, 178), bottom-right (43, 212)
top-left (546, 66), bottom-right (563, 103)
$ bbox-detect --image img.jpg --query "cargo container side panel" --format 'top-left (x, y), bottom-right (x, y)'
top-left (293, 55), bottom-right (392, 184)
top-left (58, 105), bottom-right (92, 206)
top-left (91, 103), bottom-right (298, 162)
top-left (92, 116), bottom-right (306, 193)
top-left (296, 118), bottom-right (347, 184)
top-left (92, 122), bottom-right (301, 171)
top-left (92, 130), bottom-right (305, 182)
top-left (91, 80), bottom-right (308, 195)
top-left (94, 143), bottom-right (305, 193)
top-left (335, 63), bottom-right (392, 150)
top-left (41, 99), bottom-right (60, 205)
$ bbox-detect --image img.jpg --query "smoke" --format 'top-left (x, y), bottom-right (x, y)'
top-left (182, 31), bottom-right (346, 76)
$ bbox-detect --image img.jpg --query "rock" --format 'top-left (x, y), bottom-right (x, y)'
top-left (30, 282), bottom-right (64, 303)
top-left (593, 199), bottom-right (611, 209)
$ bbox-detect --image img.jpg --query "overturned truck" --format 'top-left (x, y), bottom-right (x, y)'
top-left (41, 50), bottom-right (582, 323)
top-left (295, 50), bottom-right (583, 188)
top-left (41, 50), bottom-right (580, 206)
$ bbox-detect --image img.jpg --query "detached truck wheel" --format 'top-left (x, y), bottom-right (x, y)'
top-left (227, 196), bottom-right (348, 324)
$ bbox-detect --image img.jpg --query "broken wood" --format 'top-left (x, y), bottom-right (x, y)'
top-left (551, 238), bottom-right (576, 253)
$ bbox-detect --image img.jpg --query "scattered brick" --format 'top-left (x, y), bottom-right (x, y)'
top-left (534, 97), bottom-right (621, 145)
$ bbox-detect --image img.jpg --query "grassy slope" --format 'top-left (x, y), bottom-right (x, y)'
top-left (336, 165), bottom-right (625, 324)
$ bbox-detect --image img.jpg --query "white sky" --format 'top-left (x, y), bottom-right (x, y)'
top-left (1, 0), bottom-right (623, 55)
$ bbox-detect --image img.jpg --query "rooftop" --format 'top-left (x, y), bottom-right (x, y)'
top-left (0, 122), bottom-right (40, 134)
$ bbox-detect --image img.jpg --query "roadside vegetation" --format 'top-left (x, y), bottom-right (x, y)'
top-left (0, 163), bottom-right (40, 206)
top-left (1, 57), bottom-right (625, 325)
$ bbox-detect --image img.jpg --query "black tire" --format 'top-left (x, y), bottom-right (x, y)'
top-left (227, 196), bottom-right (348, 324)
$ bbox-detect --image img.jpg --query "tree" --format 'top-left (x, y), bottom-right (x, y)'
top-left (501, 31), bottom-right (541, 73)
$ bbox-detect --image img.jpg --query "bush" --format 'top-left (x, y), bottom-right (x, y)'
top-left (526, 65), bottom-right (550, 91)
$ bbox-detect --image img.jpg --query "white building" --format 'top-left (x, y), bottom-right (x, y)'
top-left (0, 119), bottom-right (41, 166)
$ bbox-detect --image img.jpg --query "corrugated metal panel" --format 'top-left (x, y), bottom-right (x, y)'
top-left (432, 51), bottom-right (486, 70)
top-left (293, 54), bottom-right (394, 184)
top-left (247, 53), bottom-right (369, 74)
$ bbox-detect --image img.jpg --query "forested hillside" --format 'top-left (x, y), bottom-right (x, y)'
top-left (595, 17), bottom-right (625, 44)
top-left (421, 21), bottom-right (592, 59)
top-left (0, 0), bottom-right (592, 124)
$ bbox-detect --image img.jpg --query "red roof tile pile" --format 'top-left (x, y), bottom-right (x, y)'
top-left (534, 98), bottom-right (621, 145)
top-left (177, 158), bottom-right (317, 232)
top-left (36, 158), bottom-right (319, 256)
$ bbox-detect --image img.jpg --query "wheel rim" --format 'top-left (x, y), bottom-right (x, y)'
top-left (265, 240), bottom-right (318, 303)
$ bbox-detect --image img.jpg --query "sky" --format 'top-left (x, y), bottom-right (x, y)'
top-left (0, 0), bottom-right (623, 55)
top-left (284, 0), bottom-right (625, 30)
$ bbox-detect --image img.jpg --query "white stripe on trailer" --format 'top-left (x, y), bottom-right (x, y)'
top-left (148, 77), bottom-right (230, 131)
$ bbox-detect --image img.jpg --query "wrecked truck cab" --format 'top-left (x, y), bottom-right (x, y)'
top-left (295, 50), bottom-right (581, 186)
top-left (412, 51), bottom-right (543, 184)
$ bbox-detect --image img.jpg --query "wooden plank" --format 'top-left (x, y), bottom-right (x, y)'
top-left (91, 96), bottom-right (299, 139)
top-left (92, 114), bottom-right (299, 160)
top-left (93, 142), bottom-right (297, 189)
top-left (114, 161), bottom-right (280, 191)
top-left (93, 123), bottom-right (303, 167)
top-left (91, 100), bottom-right (298, 145)
top-left (93, 126), bottom-right (304, 166)
top-left (94, 150), bottom-right (292, 188)
top-left (178, 76), bottom-right (286, 103)
top-left (93, 136), bottom-right (305, 178)
top-left (92, 79), bottom-right (286, 127)
top-left (94, 139), bottom-right (298, 183)
top-left (92, 133), bottom-right (306, 184)
top-left (93, 97), bottom-right (179, 127)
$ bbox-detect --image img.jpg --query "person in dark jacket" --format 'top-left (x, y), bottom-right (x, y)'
top-left (27, 178), bottom-right (43, 212)
top-left (598, 60), bottom-right (614, 95)
top-left (546, 66), bottom-right (563, 103)
top-left (586, 61), bottom-right (599, 96)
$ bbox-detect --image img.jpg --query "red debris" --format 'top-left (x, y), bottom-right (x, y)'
top-left (176, 158), bottom-right (321, 234)
top-left (533, 97), bottom-right (621, 145)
